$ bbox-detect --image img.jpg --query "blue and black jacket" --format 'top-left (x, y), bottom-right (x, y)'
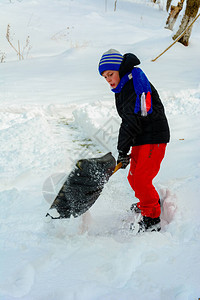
top-left (115, 53), bottom-right (170, 154)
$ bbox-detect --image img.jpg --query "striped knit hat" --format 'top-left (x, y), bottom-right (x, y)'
top-left (98, 49), bottom-right (123, 75)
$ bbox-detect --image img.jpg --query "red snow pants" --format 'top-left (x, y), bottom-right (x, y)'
top-left (127, 144), bottom-right (166, 218)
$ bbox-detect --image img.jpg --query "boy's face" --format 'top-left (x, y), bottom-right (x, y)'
top-left (102, 70), bottom-right (120, 89)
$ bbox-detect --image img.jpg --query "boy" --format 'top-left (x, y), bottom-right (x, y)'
top-left (98, 49), bottom-right (170, 233)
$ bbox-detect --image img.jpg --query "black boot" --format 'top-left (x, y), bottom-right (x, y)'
top-left (130, 203), bottom-right (141, 213)
top-left (130, 216), bottom-right (161, 233)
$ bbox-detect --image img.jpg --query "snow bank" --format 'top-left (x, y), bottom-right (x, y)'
top-left (0, 107), bottom-right (65, 189)
top-left (72, 87), bottom-right (200, 154)
top-left (72, 101), bottom-right (120, 156)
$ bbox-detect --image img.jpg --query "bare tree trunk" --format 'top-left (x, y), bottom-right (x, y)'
top-left (165, 0), bottom-right (185, 30)
top-left (114, 0), bottom-right (117, 11)
top-left (152, 13), bottom-right (200, 61)
top-left (173, 0), bottom-right (200, 46)
top-left (166, 0), bottom-right (173, 12)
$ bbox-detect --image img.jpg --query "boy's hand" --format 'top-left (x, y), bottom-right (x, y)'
top-left (117, 151), bottom-right (130, 169)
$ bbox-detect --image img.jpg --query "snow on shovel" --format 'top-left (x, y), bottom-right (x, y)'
top-left (46, 152), bottom-right (121, 219)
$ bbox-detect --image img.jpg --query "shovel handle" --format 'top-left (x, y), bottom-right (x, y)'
top-left (112, 162), bottom-right (122, 175)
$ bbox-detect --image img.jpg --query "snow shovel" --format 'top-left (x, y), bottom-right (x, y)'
top-left (46, 152), bottom-right (122, 219)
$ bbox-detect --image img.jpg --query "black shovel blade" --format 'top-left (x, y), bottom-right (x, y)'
top-left (46, 152), bottom-right (116, 219)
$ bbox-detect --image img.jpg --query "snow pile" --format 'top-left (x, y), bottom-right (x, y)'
top-left (163, 88), bottom-right (200, 115)
top-left (73, 101), bottom-right (120, 155)
top-left (0, 107), bottom-right (65, 188)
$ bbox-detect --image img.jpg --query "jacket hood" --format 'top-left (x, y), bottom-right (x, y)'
top-left (119, 53), bottom-right (140, 78)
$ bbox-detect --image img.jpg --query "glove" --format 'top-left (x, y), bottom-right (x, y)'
top-left (117, 151), bottom-right (130, 169)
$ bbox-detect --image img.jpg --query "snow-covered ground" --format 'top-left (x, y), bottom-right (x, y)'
top-left (0, 0), bottom-right (200, 299)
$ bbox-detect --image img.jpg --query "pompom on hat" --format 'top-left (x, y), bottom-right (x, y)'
top-left (98, 49), bottom-right (123, 75)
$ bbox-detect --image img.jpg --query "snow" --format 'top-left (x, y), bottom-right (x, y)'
top-left (0, 0), bottom-right (200, 299)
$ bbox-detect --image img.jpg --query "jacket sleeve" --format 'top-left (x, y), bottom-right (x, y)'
top-left (117, 92), bottom-right (142, 153)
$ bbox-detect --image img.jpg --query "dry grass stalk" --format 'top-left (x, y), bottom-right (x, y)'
top-left (6, 24), bottom-right (31, 60)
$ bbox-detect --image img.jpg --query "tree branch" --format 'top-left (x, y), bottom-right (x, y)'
top-left (152, 13), bottom-right (200, 62)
